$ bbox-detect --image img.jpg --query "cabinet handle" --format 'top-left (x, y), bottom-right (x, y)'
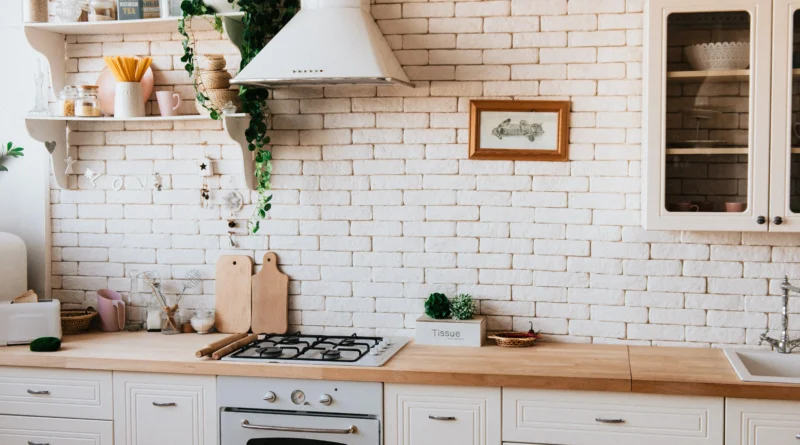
top-left (774, 216), bottom-right (784, 225)
top-left (26, 389), bottom-right (50, 395)
top-left (241, 419), bottom-right (357, 434)
top-left (595, 418), bottom-right (625, 424)
top-left (757, 216), bottom-right (767, 225)
top-left (428, 415), bottom-right (457, 421)
top-left (28, 442), bottom-right (50, 445)
top-left (152, 402), bottom-right (177, 407)
top-left (796, 434), bottom-right (800, 439)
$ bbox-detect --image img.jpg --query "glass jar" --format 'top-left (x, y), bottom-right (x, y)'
top-left (88, 0), bottom-right (116, 21)
top-left (58, 86), bottom-right (77, 117)
top-left (56, 0), bottom-right (83, 22)
top-left (190, 309), bottom-right (215, 334)
top-left (75, 85), bottom-right (101, 117)
top-left (161, 310), bottom-right (181, 335)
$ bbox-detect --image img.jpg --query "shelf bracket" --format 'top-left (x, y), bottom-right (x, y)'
top-left (24, 27), bottom-right (66, 98)
top-left (222, 114), bottom-right (255, 190)
top-left (25, 119), bottom-right (69, 189)
top-left (222, 16), bottom-right (245, 58)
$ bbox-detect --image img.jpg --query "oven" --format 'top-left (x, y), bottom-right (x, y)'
top-left (219, 376), bottom-right (383, 445)
top-left (221, 409), bottom-right (380, 445)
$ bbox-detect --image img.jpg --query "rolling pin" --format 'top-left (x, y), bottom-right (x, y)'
top-left (196, 333), bottom-right (248, 358)
top-left (212, 333), bottom-right (259, 360)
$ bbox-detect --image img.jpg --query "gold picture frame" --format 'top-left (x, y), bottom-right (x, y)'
top-left (469, 100), bottom-right (570, 162)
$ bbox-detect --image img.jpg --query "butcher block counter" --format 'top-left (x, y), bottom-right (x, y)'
top-left (1, 332), bottom-right (798, 400)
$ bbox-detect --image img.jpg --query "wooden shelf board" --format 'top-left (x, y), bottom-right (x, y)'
top-left (26, 114), bottom-right (246, 122)
top-left (666, 147), bottom-right (748, 155)
top-left (23, 13), bottom-right (243, 35)
top-left (666, 69), bottom-right (750, 83)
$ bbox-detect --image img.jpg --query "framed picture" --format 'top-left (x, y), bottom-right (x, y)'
top-left (469, 100), bottom-right (570, 162)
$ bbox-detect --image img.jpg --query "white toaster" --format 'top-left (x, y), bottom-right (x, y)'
top-left (0, 299), bottom-right (62, 346)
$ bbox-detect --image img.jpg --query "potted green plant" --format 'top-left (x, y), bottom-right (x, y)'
top-left (0, 143), bottom-right (24, 172)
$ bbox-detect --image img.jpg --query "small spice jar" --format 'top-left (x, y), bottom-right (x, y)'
top-left (75, 85), bottom-right (101, 117)
top-left (25, 0), bottom-right (49, 23)
top-left (58, 86), bottom-right (77, 117)
top-left (88, 0), bottom-right (116, 21)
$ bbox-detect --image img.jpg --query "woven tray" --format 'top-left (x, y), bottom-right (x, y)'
top-left (488, 332), bottom-right (540, 348)
top-left (61, 308), bottom-right (97, 335)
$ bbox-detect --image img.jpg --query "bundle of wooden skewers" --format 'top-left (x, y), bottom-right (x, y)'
top-left (104, 56), bottom-right (152, 82)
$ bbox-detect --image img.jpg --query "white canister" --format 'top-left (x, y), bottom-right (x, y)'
top-left (0, 233), bottom-right (27, 302)
top-left (114, 82), bottom-right (145, 118)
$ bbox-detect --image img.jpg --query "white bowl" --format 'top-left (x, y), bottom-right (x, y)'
top-left (685, 42), bottom-right (750, 71)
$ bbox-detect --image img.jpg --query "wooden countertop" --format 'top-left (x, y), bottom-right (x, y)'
top-left (0, 332), bottom-right (798, 400)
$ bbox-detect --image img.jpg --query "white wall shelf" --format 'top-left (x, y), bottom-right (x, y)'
top-left (23, 14), bottom-right (254, 191)
top-left (25, 114), bottom-right (254, 191)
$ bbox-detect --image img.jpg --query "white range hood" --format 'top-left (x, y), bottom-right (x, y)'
top-left (231, 0), bottom-right (413, 88)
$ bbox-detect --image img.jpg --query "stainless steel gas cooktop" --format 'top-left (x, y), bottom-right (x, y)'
top-left (220, 333), bottom-right (409, 367)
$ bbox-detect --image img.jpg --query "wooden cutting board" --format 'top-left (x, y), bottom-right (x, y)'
top-left (251, 252), bottom-right (289, 335)
top-left (215, 255), bottom-right (253, 334)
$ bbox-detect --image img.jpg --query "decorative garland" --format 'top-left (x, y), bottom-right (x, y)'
top-left (0, 143), bottom-right (24, 172)
top-left (180, 0), bottom-right (298, 234)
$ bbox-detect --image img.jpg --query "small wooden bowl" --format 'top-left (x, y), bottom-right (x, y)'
top-left (488, 332), bottom-right (540, 348)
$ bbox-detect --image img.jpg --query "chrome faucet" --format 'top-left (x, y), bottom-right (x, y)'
top-left (759, 276), bottom-right (800, 354)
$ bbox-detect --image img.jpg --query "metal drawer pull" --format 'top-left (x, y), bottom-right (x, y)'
top-left (26, 390), bottom-right (50, 395)
top-left (428, 416), bottom-right (457, 421)
top-left (241, 419), bottom-right (357, 435)
top-left (28, 442), bottom-right (50, 445)
top-left (796, 434), bottom-right (800, 439)
top-left (152, 402), bottom-right (177, 407)
top-left (595, 418), bottom-right (625, 424)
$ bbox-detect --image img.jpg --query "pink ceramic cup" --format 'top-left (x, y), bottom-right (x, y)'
top-left (725, 202), bottom-right (747, 212)
top-left (156, 91), bottom-right (182, 117)
top-left (97, 289), bottom-right (125, 332)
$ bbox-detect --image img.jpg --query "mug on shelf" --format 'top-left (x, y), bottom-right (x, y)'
top-left (156, 91), bottom-right (182, 117)
top-left (725, 202), bottom-right (747, 212)
top-left (668, 202), bottom-right (699, 212)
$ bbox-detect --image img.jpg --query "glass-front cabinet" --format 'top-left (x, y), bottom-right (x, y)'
top-left (644, 0), bottom-right (776, 231)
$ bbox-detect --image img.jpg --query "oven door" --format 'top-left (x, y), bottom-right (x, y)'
top-left (221, 409), bottom-right (381, 445)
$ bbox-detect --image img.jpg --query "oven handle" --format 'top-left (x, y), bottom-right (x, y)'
top-left (241, 419), bottom-right (358, 435)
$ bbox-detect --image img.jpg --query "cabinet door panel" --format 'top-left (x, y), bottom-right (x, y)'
top-left (384, 384), bottom-right (500, 445)
top-left (113, 372), bottom-right (217, 445)
top-left (644, 0), bottom-right (772, 231)
top-left (0, 414), bottom-right (113, 445)
top-left (726, 398), bottom-right (800, 445)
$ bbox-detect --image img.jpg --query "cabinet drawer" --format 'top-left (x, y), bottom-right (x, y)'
top-left (0, 414), bottom-right (113, 445)
top-left (0, 367), bottom-right (112, 420)
top-left (385, 384), bottom-right (500, 445)
top-left (503, 388), bottom-right (723, 445)
top-left (726, 398), bottom-right (800, 445)
top-left (114, 372), bottom-right (217, 445)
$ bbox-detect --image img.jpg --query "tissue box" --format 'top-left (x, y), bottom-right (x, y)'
top-left (415, 315), bottom-right (486, 347)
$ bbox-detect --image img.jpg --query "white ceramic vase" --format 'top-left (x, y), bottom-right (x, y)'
top-left (114, 82), bottom-right (145, 118)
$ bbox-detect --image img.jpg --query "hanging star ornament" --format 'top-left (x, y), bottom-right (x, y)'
top-left (84, 168), bottom-right (101, 187)
top-left (64, 156), bottom-right (76, 175)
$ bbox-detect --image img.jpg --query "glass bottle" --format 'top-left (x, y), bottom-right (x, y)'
top-left (75, 85), bottom-right (101, 117)
top-left (58, 86), bottom-right (77, 117)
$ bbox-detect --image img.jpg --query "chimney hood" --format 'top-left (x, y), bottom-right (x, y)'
top-left (231, 0), bottom-right (413, 89)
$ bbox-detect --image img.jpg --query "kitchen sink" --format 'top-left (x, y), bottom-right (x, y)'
top-left (724, 349), bottom-right (800, 384)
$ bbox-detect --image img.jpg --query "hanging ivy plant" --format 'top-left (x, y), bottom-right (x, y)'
top-left (180, 0), bottom-right (298, 234)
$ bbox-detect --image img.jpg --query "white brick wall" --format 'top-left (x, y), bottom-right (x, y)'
top-left (50, 0), bottom-right (799, 347)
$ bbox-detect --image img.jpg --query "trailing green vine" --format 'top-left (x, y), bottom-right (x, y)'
top-left (178, 0), bottom-right (224, 120)
top-left (180, 0), bottom-right (298, 234)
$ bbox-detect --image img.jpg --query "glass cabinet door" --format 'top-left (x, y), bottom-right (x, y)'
top-left (770, 0), bottom-right (800, 231)
top-left (644, 0), bottom-right (772, 231)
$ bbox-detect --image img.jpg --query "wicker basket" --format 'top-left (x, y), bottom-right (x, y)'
top-left (199, 54), bottom-right (226, 71)
top-left (197, 70), bottom-right (232, 90)
top-left (195, 88), bottom-right (241, 115)
top-left (488, 332), bottom-right (540, 348)
top-left (61, 309), bottom-right (97, 335)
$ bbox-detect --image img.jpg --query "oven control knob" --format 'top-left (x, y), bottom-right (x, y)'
top-left (319, 394), bottom-right (333, 406)
top-left (263, 391), bottom-right (277, 403)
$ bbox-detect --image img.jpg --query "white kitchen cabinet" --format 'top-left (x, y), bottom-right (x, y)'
top-left (113, 372), bottom-right (217, 445)
top-left (384, 384), bottom-right (500, 445)
top-left (0, 366), bottom-right (113, 420)
top-left (726, 398), bottom-right (800, 444)
top-left (644, 0), bottom-right (776, 231)
top-left (503, 388), bottom-right (724, 445)
top-left (0, 414), bottom-right (113, 445)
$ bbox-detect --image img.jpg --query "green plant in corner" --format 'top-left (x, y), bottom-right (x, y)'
top-left (450, 294), bottom-right (475, 321)
top-left (424, 293), bottom-right (451, 320)
top-left (0, 142), bottom-right (24, 172)
top-left (178, 0), bottom-right (224, 120)
top-left (180, 0), bottom-right (298, 234)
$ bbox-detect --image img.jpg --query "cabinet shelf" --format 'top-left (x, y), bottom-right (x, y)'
top-left (666, 147), bottom-right (800, 155)
top-left (26, 114), bottom-right (245, 122)
top-left (667, 68), bottom-right (800, 83)
top-left (22, 13), bottom-right (243, 35)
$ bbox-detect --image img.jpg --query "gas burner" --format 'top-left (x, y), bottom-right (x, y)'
top-left (281, 337), bottom-right (301, 345)
top-left (322, 350), bottom-right (341, 360)
top-left (258, 347), bottom-right (282, 358)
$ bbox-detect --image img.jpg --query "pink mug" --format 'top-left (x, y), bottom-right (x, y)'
top-left (97, 289), bottom-right (125, 332)
top-left (156, 91), bottom-right (182, 117)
